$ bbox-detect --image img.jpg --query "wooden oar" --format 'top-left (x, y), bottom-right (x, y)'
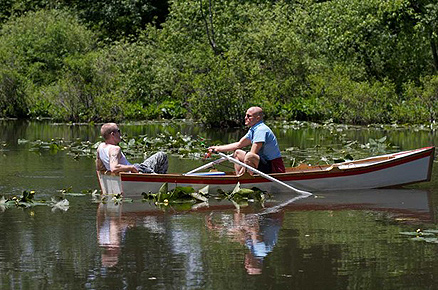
top-left (183, 155), bottom-right (230, 175)
top-left (216, 152), bottom-right (312, 196)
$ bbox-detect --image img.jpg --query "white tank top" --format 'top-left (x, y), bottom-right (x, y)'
top-left (98, 144), bottom-right (131, 171)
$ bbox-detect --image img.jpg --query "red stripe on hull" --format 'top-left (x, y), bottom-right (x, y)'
top-left (120, 147), bottom-right (434, 185)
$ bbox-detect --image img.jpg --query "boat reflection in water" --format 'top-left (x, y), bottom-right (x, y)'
top-left (96, 188), bottom-right (433, 272)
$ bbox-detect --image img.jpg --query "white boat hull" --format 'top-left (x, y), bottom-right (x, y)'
top-left (97, 147), bottom-right (435, 197)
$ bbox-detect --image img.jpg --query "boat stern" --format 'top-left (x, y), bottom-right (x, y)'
top-left (96, 171), bottom-right (123, 195)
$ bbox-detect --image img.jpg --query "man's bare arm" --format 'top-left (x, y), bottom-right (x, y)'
top-left (209, 136), bottom-right (252, 153)
top-left (108, 146), bottom-right (138, 173)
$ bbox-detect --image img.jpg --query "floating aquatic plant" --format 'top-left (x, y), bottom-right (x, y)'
top-left (217, 182), bottom-right (267, 208)
top-left (400, 229), bottom-right (438, 244)
top-left (142, 183), bottom-right (209, 205)
top-left (16, 132), bottom-right (209, 160)
top-left (282, 133), bottom-right (397, 166)
top-left (13, 121), bottom-right (404, 167)
top-left (57, 186), bottom-right (98, 197)
top-left (141, 182), bottom-right (267, 211)
top-left (0, 190), bottom-right (69, 211)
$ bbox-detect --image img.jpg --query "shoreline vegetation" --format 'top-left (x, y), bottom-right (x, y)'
top-left (1, 0), bottom-right (437, 127)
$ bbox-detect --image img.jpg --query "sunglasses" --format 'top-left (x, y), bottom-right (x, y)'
top-left (245, 114), bottom-right (254, 118)
top-left (112, 129), bottom-right (121, 134)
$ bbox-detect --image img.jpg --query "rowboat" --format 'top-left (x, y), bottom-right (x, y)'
top-left (97, 146), bottom-right (435, 196)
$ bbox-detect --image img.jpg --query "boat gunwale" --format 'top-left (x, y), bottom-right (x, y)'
top-left (113, 146), bottom-right (435, 185)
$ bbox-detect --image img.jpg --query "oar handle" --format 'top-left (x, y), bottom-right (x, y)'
top-left (184, 155), bottom-right (228, 175)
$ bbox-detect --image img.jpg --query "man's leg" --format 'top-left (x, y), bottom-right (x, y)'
top-left (243, 152), bottom-right (260, 175)
top-left (233, 150), bottom-right (261, 175)
top-left (138, 152), bottom-right (168, 174)
top-left (233, 149), bottom-right (247, 175)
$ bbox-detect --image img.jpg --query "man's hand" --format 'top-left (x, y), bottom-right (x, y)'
top-left (208, 146), bottom-right (219, 154)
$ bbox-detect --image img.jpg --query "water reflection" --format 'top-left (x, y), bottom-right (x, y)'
top-left (96, 203), bottom-right (134, 267)
top-left (288, 189), bottom-right (433, 223)
top-left (2, 120), bottom-right (438, 288)
top-left (95, 188), bottom-right (433, 277)
top-left (206, 211), bottom-right (283, 275)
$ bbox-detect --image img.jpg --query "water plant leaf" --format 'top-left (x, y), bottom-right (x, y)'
top-left (17, 131), bottom-right (211, 160)
top-left (199, 185), bottom-right (209, 196)
top-left (423, 229), bottom-right (438, 234)
top-left (377, 136), bottom-right (387, 143)
top-left (231, 182), bottom-right (241, 195)
top-left (400, 231), bottom-right (435, 237)
top-left (424, 238), bottom-right (438, 244)
top-left (20, 190), bottom-right (35, 203)
top-left (158, 183), bottom-right (168, 195)
top-left (190, 191), bottom-right (208, 202)
top-left (51, 197), bottom-right (70, 212)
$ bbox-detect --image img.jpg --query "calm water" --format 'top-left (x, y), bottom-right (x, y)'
top-left (1, 120), bottom-right (438, 289)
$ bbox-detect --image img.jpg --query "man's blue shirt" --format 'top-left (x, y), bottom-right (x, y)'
top-left (244, 121), bottom-right (282, 161)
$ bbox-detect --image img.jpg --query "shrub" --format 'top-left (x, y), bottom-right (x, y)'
top-left (393, 75), bottom-right (438, 124)
top-left (0, 8), bottom-right (97, 118)
top-left (307, 67), bottom-right (397, 124)
top-left (0, 68), bottom-right (27, 117)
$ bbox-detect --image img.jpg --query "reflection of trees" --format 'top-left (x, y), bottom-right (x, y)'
top-left (205, 211), bottom-right (283, 275)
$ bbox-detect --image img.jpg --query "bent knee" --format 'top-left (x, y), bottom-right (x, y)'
top-left (157, 151), bottom-right (167, 159)
top-left (244, 152), bottom-right (260, 168)
top-left (233, 149), bottom-right (246, 160)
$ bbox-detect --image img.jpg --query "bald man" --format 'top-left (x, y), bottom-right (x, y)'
top-left (208, 107), bottom-right (285, 175)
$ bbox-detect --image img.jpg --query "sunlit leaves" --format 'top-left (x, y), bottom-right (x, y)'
top-left (141, 182), bottom-right (266, 210)
top-left (142, 183), bottom-right (208, 205)
top-left (0, 190), bottom-right (69, 211)
top-left (400, 229), bottom-right (438, 244)
top-left (17, 131), bottom-right (209, 159)
top-left (14, 119), bottom-right (406, 167)
top-left (275, 120), bottom-right (398, 165)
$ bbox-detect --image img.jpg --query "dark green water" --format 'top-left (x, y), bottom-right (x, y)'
top-left (1, 120), bottom-right (438, 289)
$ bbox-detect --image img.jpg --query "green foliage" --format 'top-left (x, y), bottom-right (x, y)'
top-left (306, 66), bottom-right (397, 124)
top-left (17, 130), bottom-right (210, 159)
top-left (0, 9), bottom-right (97, 119)
top-left (0, 68), bottom-right (28, 117)
top-left (393, 75), bottom-right (438, 123)
top-left (0, 9), bottom-right (96, 84)
top-left (187, 56), bottom-right (248, 127)
top-left (307, 0), bottom-right (434, 88)
top-left (0, 0), bottom-right (438, 125)
top-left (142, 183), bottom-right (207, 205)
top-left (0, 1), bottom-right (170, 40)
top-left (69, 0), bottom-right (170, 40)
top-left (141, 182), bottom-right (266, 210)
top-left (0, 190), bottom-right (69, 211)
